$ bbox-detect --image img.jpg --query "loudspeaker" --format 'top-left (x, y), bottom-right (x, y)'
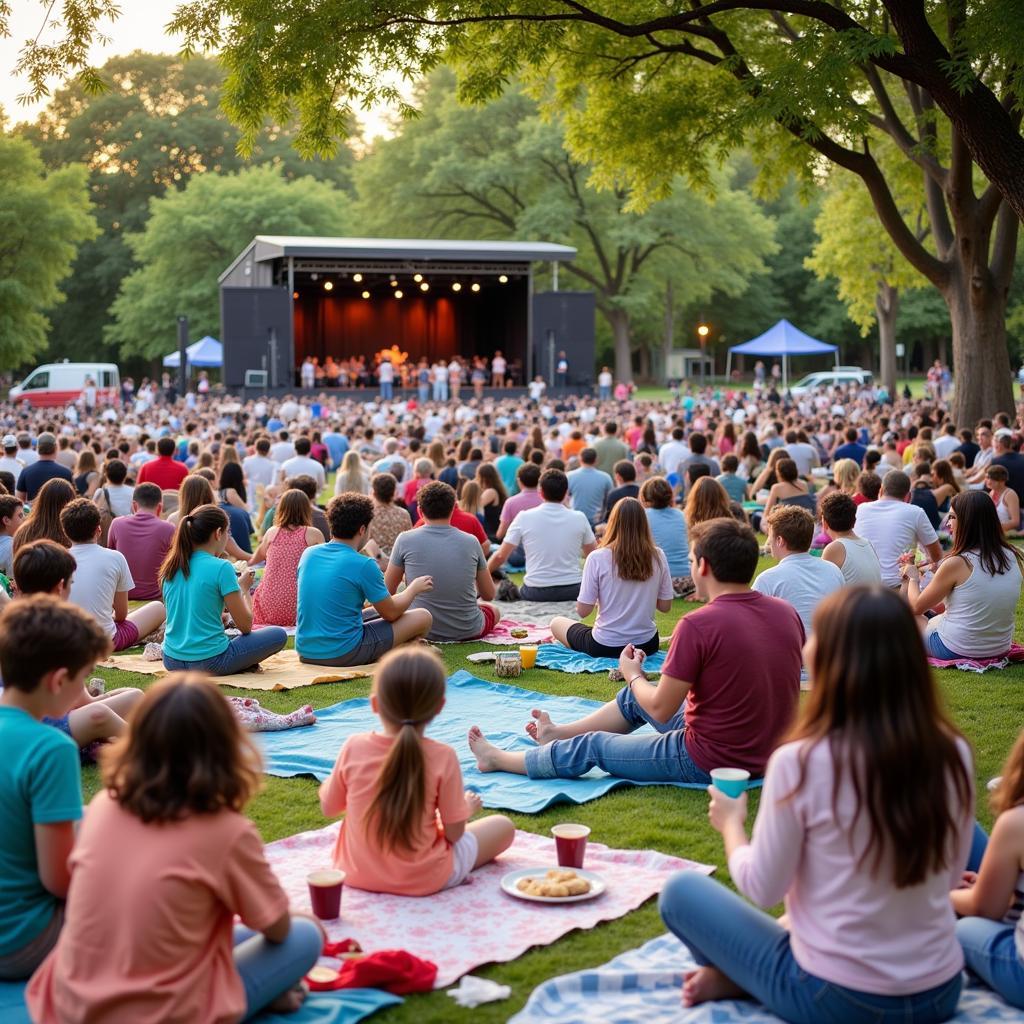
top-left (221, 287), bottom-right (294, 389)
top-left (531, 291), bottom-right (596, 385)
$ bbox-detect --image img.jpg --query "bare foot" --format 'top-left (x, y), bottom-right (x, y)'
top-left (525, 708), bottom-right (560, 744)
top-left (681, 967), bottom-right (747, 1008)
top-left (465, 790), bottom-right (483, 815)
top-left (468, 726), bottom-right (503, 772)
top-left (266, 982), bottom-right (309, 1014)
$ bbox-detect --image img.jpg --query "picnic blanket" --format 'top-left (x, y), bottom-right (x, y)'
top-left (494, 599), bottom-right (581, 625)
top-left (0, 980), bottom-right (399, 1024)
top-left (535, 645), bottom-right (667, 675)
top-left (259, 670), bottom-right (723, 812)
top-left (265, 823), bottom-right (713, 989)
top-left (510, 932), bottom-right (1023, 1023)
top-left (102, 648), bottom-right (375, 691)
top-left (928, 642), bottom-right (1024, 674)
top-left (478, 618), bottom-right (553, 645)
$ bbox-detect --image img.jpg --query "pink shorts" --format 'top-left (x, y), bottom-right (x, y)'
top-left (112, 619), bottom-right (140, 652)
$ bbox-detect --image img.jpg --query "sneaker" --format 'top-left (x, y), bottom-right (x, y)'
top-left (496, 579), bottom-right (520, 602)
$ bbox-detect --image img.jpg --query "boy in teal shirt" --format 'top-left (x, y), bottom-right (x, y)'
top-left (0, 596), bottom-right (111, 978)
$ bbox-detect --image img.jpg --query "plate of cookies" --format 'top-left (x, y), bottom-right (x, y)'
top-left (500, 867), bottom-right (606, 903)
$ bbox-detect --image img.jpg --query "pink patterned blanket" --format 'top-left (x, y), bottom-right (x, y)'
top-left (479, 618), bottom-right (553, 645)
top-left (928, 641), bottom-right (1024, 673)
top-left (263, 824), bottom-right (713, 988)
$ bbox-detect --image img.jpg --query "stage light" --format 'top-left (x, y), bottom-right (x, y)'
top-left (292, 291), bottom-right (299, 299)
top-left (394, 289), bottom-right (404, 299)
top-left (323, 280), bottom-right (334, 291)
top-left (361, 290), bottom-right (370, 299)
top-left (353, 273), bottom-right (362, 283)
top-left (413, 273), bottom-right (423, 282)
top-left (420, 282), bottom-right (429, 292)
top-left (498, 274), bottom-right (508, 283)
top-left (389, 279), bottom-right (398, 288)
top-left (311, 272), bottom-right (319, 281)
top-left (471, 282), bottom-right (480, 292)
top-left (452, 282), bottom-right (462, 292)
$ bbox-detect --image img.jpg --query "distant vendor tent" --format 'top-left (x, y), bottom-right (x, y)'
top-left (726, 319), bottom-right (838, 390)
top-left (163, 335), bottom-right (223, 369)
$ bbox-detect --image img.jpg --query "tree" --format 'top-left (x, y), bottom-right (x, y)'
top-left (106, 166), bottom-right (350, 358)
top-left (355, 71), bottom-right (776, 380)
top-left (17, 52), bottom-right (354, 363)
top-left (0, 134), bottom-right (97, 368)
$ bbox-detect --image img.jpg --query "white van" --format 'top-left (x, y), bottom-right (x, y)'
top-left (8, 362), bottom-right (120, 408)
top-left (789, 367), bottom-right (873, 397)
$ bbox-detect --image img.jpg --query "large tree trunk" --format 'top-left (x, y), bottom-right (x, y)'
top-left (875, 281), bottom-right (899, 399)
top-left (607, 308), bottom-right (633, 384)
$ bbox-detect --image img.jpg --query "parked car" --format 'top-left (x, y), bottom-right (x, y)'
top-left (789, 367), bottom-right (873, 396)
top-left (8, 362), bottom-right (120, 408)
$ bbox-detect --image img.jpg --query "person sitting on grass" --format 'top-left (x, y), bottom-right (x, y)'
top-left (385, 481), bottom-right (500, 643)
top-left (0, 596), bottom-right (111, 980)
top-left (106, 482), bottom-right (176, 601)
top-left (0, 492), bottom-right (25, 577)
top-left (160, 504), bottom-right (288, 675)
top-left (985, 464), bottom-right (1021, 534)
top-left (27, 674), bottom-right (323, 1021)
top-left (167, 474), bottom-right (251, 560)
top-left (549, 497), bottom-right (672, 659)
top-left (715, 454), bottom-right (748, 503)
top-left (819, 492), bottom-right (883, 586)
top-left (660, 587), bottom-right (972, 1022)
top-left (296, 493), bottom-right (432, 667)
top-left (12, 477), bottom-right (74, 555)
top-left (61, 498), bottom-right (166, 651)
top-left (469, 517), bottom-right (802, 786)
top-left (320, 647), bottom-right (514, 896)
top-left (640, 476), bottom-right (690, 596)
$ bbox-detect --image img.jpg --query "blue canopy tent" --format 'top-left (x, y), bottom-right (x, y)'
top-left (162, 336), bottom-right (223, 369)
top-left (726, 319), bottom-right (837, 391)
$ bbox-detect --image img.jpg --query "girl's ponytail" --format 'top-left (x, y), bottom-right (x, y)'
top-left (158, 503), bottom-right (228, 585)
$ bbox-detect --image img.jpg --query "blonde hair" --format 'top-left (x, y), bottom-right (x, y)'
top-left (458, 480), bottom-right (481, 514)
top-left (832, 458), bottom-right (860, 494)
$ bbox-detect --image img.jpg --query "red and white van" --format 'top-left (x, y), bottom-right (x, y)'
top-left (8, 362), bottom-right (121, 408)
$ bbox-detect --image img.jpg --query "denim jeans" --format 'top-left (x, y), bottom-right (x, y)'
top-left (659, 872), bottom-right (963, 1024)
top-left (163, 627), bottom-right (288, 676)
top-left (433, 381), bottom-right (448, 401)
top-left (233, 918), bottom-right (322, 1020)
top-left (418, 384), bottom-right (429, 403)
top-left (599, 386), bottom-right (611, 401)
top-left (379, 381), bottom-right (393, 400)
top-left (524, 680), bottom-right (711, 784)
top-left (925, 629), bottom-right (966, 660)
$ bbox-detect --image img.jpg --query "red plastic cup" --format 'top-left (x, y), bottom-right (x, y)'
top-left (307, 869), bottom-right (345, 920)
top-left (552, 824), bottom-right (591, 868)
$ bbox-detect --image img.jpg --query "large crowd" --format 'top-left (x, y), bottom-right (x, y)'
top-left (3, 376), bottom-right (1024, 1022)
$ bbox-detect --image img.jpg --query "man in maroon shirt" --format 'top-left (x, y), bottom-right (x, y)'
top-left (468, 517), bottom-right (803, 783)
top-left (136, 437), bottom-right (188, 491)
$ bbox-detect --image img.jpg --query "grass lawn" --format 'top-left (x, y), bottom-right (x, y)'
top-left (87, 557), bottom-right (1024, 1022)
top-left (632, 376), bottom-right (936, 402)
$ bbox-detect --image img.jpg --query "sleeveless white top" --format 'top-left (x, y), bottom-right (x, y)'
top-left (836, 537), bottom-right (882, 586)
top-left (994, 489), bottom-right (1014, 525)
top-left (931, 550), bottom-right (1022, 658)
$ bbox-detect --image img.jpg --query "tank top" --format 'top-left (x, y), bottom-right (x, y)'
top-left (994, 489), bottom-right (1014, 525)
top-left (836, 537), bottom-right (882, 586)
top-left (936, 550), bottom-right (1023, 658)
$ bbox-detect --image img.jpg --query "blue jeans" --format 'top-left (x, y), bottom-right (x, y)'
top-left (925, 629), bottom-right (966, 660)
top-left (659, 872), bottom-right (962, 1024)
top-left (599, 386), bottom-right (611, 400)
top-left (418, 384), bottom-right (429, 403)
top-left (233, 918), bottom-right (322, 1020)
top-left (524, 682), bottom-right (711, 784)
top-left (163, 627), bottom-right (288, 676)
top-left (379, 381), bottom-right (393, 400)
top-left (433, 380), bottom-right (448, 401)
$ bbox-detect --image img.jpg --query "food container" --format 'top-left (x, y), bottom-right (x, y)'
top-left (495, 651), bottom-right (522, 678)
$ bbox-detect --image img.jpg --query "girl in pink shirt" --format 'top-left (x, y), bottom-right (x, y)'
top-left (659, 586), bottom-right (974, 1023)
top-left (319, 647), bottom-right (514, 896)
top-left (27, 675), bottom-right (323, 1024)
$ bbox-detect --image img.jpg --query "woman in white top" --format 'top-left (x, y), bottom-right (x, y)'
top-left (820, 492), bottom-right (882, 586)
top-left (986, 464), bottom-right (1020, 534)
top-left (902, 489), bottom-right (1024, 660)
top-left (334, 450), bottom-right (371, 496)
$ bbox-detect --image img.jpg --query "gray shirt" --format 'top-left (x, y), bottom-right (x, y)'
top-left (389, 524), bottom-right (487, 641)
top-left (567, 466), bottom-right (613, 525)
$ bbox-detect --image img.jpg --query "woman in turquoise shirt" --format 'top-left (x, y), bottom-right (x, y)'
top-left (159, 505), bottom-right (287, 675)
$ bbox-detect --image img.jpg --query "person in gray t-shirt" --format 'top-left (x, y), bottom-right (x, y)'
top-left (567, 450), bottom-right (613, 526)
top-left (385, 481), bottom-right (500, 642)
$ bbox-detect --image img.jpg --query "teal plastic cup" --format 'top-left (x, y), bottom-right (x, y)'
top-left (710, 768), bottom-right (750, 798)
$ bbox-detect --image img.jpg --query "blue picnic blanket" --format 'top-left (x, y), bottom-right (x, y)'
top-left (259, 670), bottom-right (720, 813)
top-left (510, 932), bottom-right (1020, 1023)
top-left (535, 645), bottom-right (667, 674)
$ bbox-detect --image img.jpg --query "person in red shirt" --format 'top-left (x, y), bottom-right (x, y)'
top-left (136, 437), bottom-right (188, 491)
top-left (468, 517), bottom-right (803, 784)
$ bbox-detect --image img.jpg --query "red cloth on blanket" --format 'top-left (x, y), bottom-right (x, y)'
top-left (308, 943), bottom-right (438, 994)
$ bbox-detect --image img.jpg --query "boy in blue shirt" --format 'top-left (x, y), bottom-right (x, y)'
top-left (0, 595), bottom-right (111, 978)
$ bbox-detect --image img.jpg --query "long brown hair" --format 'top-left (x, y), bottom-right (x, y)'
top-left (684, 476), bottom-right (732, 529)
top-left (458, 480), bottom-right (481, 514)
top-left (159, 504), bottom-right (228, 584)
top-left (991, 729), bottom-right (1024, 815)
top-left (948, 488), bottom-right (1023, 576)
top-left (476, 462), bottom-right (507, 502)
top-left (790, 587), bottom-right (972, 888)
top-left (601, 497), bottom-right (656, 581)
top-left (366, 648), bottom-right (447, 854)
top-left (177, 475), bottom-right (216, 518)
top-left (274, 489), bottom-right (313, 530)
top-left (12, 477), bottom-right (74, 554)
top-left (932, 459), bottom-right (961, 495)
top-left (102, 673), bottom-right (262, 823)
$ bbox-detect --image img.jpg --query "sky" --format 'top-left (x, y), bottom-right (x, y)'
top-left (0, 0), bottom-right (396, 139)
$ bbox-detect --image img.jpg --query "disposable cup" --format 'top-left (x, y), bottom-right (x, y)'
top-left (307, 869), bottom-right (345, 919)
top-left (520, 645), bottom-right (538, 669)
top-left (710, 768), bottom-right (751, 799)
top-left (552, 823), bottom-right (591, 868)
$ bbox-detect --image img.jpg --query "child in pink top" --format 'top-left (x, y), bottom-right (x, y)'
top-left (659, 587), bottom-right (973, 1024)
top-left (27, 674), bottom-right (323, 1024)
top-left (320, 647), bottom-right (514, 896)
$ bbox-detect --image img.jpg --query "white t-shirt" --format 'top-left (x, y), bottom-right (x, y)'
top-left (270, 440), bottom-right (297, 464)
top-left (598, 371), bottom-right (613, 388)
top-left (279, 454), bottom-right (326, 493)
top-left (507, 502), bottom-right (595, 587)
top-left (0, 455), bottom-right (23, 477)
top-left (752, 553), bottom-right (845, 637)
top-left (378, 361), bottom-right (395, 383)
top-left (528, 380), bottom-right (545, 401)
top-left (785, 442), bottom-right (819, 476)
top-left (242, 454), bottom-right (278, 500)
top-left (658, 440), bottom-right (690, 476)
top-left (855, 498), bottom-right (938, 587)
top-left (68, 543), bottom-right (134, 640)
top-left (933, 434), bottom-right (960, 459)
top-left (17, 448), bottom-right (38, 466)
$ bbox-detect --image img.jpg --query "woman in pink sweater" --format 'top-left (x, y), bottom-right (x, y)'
top-left (659, 586), bottom-right (974, 1023)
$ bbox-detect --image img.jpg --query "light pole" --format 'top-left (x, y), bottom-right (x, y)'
top-left (697, 322), bottom-right (710, 387)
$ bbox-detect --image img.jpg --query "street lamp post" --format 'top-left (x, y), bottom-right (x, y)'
top-left (697, 323), bottom-right (710, 387)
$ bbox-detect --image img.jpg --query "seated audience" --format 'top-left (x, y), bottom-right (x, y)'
top-left (12, 477), bottom-right (74, 555)
top-left (910, 461), bottom-right (943, 530)
top-left (640, 476), bottom-right (689, 593)
top-left (494, 462), bottom-right (542, 568)
top-left (469, 518), bottom-right (802, 785)
top-left (602, 460), bottom-right (640, 520)
top-left (716, 454), bottom-right (748, 503)
top-left (106, 482), bottom-right (175, 600)
top-left (854, 469), bottom-right (882, 505)
top-left (487, 469), bottom-right (596, 601)
top-left (92, 457), bottom-right (135, 524)
top-left (567, 448), bottom-right (613, 527)
top-left (659, 587), bottom-right (972, 1022)
top-left (280, 436), bottom-right (326, 496)
top-left (160, 504), bottom-right (287, 675)
top-left (15, 433), bottom-right (73, 503)
top-left (27, 675), bottom-right (323, 1020)
top-left (0, 493), bottom-right (24, 576)
top-left (762, 458), bottom-right (814, 518)
top-left (320, 647), bottom-right (514, 895)
top-left (168, 475), bottom-right (250, 561)
top-left (403, 458), bottom-right (435, 518)
top-left (902, 489), bottom-right (1023, 661)
top-left (334, 450), bottom-right (371, 496)
top-left (475, 462), bottom-right (507, 540)
top-left (685, 477), bottom-right (735, 561)
top-left (819, 492), bottom-right (883, 586)
top-left (296, 494), bottom-right (432, 666)
top-left (136, 435), bottom-right (188, 491)
top-left (218, 462), bottom-right (254, 554)
top-left (0, 596), bottom-right (111, 979)
top-left (386, 482), bottom-right (499, 642)
top-left (248, 489), bottom-right (324, 628)
top-left (986, 465), bottom-right (1020, 533)
top-left (550, 497), bottom-right (672, 658)
top-left (366, 472), bottom-right (413, 561)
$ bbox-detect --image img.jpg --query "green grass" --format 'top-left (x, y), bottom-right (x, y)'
top-left (90, 559), bottom-right (1024, 1022)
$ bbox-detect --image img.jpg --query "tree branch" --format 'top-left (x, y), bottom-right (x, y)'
top-left (991, 199), bottom-right (1019, 290)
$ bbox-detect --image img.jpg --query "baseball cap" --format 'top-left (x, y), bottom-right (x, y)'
top-left (2, 434), bottom-right (15, 448)
top-left (994, 428), bottom-right (1014, 439)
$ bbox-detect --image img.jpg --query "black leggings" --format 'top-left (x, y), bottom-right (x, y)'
top-left (565, 623), bottom-right (660, 659)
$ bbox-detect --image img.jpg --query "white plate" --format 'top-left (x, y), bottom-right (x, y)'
top-left (466, 651), bottom-right (497, 663)
top-left (500, 867), bottom-right (606, 904)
